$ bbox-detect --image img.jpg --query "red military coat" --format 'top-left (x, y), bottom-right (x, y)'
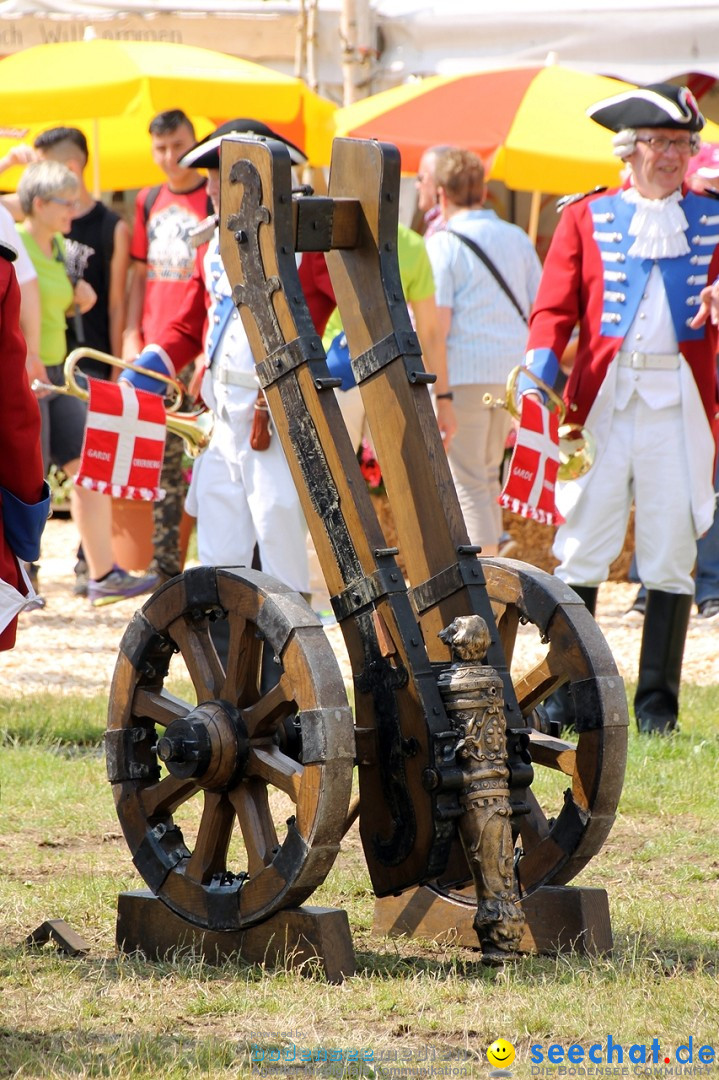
top-left (0, 254), bottom-right (46, 650)
top-left (525, 184), bottom-right (719, 430)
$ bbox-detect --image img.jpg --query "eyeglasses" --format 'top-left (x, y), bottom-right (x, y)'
top-left (48, 196), bottom-right (79, 208)
top-left (635, 135), bottom-right (694, 155)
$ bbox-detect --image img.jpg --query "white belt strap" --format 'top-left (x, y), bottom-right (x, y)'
top-left (214, 367), bottom-right (260, 389)
top-left (616, 351), bottom-right (680, 370)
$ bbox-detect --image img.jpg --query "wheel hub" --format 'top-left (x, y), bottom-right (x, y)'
top-left (156, 701), bottom-right (249, 791)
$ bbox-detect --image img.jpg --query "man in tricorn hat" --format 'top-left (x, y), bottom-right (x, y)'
top-left (121, 119), bottom-right (310, 607)
top-left (521, 83), bottom-right (719, 734)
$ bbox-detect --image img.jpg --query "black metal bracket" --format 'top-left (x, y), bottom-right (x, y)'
top-left (331, 564), bottom-right (407, 623)
top-left (352, 329), bottom-right (434, 388)
top-left (410, 555), bottom-right (486, 616)
top-left (255, 333), bottom-right (327, 389)
top-left (105, 725), bottom-right (160, 784)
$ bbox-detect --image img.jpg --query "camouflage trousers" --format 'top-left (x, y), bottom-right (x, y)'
top-left (150, 431), bottom-right (188, 581)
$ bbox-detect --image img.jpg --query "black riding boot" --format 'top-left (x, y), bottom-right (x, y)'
top-left (634, 590), bottom-right (693, 735)
top-left (539, 585), bottom-right (599, 733)
top-left (568, 585), bottom-right (599, 617)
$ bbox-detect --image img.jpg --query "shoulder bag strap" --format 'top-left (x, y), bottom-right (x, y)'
top-left (448, 228), bottom-right (528, 325)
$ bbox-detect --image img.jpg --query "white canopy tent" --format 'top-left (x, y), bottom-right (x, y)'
top-left (1, 0), bottom-right (719, 108)
top-left (374, 0), bottom-right (719, 86)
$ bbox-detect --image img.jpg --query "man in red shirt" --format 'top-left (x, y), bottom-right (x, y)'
top-left (123, 109), bottom-right (213, 584)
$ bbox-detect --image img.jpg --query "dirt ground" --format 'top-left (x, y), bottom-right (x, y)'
top-left (1, 514), bottom-right (716, 698)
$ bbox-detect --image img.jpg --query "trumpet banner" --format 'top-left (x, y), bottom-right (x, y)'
top-left (499, 395), bottom-right (564, 526)
top-left (75, 378), bottom-right (166, 502)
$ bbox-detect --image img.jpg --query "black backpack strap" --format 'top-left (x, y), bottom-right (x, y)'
top-left (447, 228), bottom-right (528, 325)
top-left (143, 182), bottom-right (213, 227)
top-left (142, 184), bottom-right (163, 224)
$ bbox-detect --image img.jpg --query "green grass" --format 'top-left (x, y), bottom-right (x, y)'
top-left (0, 693), bottom-right (108, 747)
top-left (1, 687), bottom-right (718, 1078)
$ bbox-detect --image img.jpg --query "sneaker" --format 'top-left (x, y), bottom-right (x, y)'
top-left (87, 566), bottom-right (159, 608)
top-left (697, 597), bottom-right (719, 621)
top-left (24, 562), bottom-right (46, 610)
top-left (73, 558), bottom-right (89, 598)
top-left (147, 558), bottom-right (179, 587)
top-left (623, 589), bottom-right (646, 620)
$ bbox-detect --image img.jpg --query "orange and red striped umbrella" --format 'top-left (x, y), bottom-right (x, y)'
top-left (323, 64), bottom-right (719, 195)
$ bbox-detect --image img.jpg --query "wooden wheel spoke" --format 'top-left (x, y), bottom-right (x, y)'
top-left (226, 618), bottom-right (264, 706)
top-left (517, 789), bottom-right (551, 854)
top-left (110, 567), bottom-right (354, 929)
top-left (185, 790), bottom-right (236, 884)
top-left (491, 600), bottom-right (520, 666)
top-left (529, 731), bottom-right (577, 777)
top-left (140, 773), bottom-right (199, 819)
top-left (229, 781), bottom-right (280, 877)
top-left (513, 648), bottom-right (567, 716)
top-left (342, 795), bottom-right (361, 838)
top-left (133, 687), bottom-right (191, 728)
top-left (242, 675), bottom-right (297, 738)
top-left (170, 618), bottom-right (225, 700)
top-left (247, 745), bottom-right (303, 802)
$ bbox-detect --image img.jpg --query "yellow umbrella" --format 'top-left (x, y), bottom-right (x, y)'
top-left (0, 109), bottom-right (216, 194)
top-left (0, 39), bottom-right (335, 190)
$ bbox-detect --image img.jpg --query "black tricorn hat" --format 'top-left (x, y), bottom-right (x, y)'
top-left (586, 83), bottom-right (705, 133)
top-left (179, 118), bottom-right (307, 169)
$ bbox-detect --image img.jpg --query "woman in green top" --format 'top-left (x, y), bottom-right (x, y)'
top-left (18, 160), bottom-right (158, 607)
top-left (17, 160), bottom-right (96, 463)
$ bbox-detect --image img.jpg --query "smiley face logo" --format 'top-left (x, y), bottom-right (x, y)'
top-left (487, 1039), bottom-right (515, 1069)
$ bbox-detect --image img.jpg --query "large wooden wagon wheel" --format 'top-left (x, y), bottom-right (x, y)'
top-left (430, 558), bottom-right (628, 905)
top-left (106, 566), bottom-right (355, 931)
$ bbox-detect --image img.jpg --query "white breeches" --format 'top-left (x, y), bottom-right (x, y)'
top-left (186, 436), bottom-right (309, 595)
top-left (553, 395), bottom-right (696, 593)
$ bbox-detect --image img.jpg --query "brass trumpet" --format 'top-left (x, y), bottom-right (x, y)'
top-left (32, 348), bottom-right (212, 458)
top-left (484, 365), bottom-right (596, 482)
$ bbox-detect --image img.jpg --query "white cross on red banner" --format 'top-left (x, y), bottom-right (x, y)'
top-left (75, 377), bottom-right (167, 501)
top-left (498, 395), bottom-right (564, 526)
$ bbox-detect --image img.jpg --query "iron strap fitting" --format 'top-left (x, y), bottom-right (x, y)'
top-left (105, 725), bottom-right (160, 784)
top-left (351, 329), bottom-right (433, 387)
top-left (331, 564), bottom-right (407, 623)
top-left (410, 553), bottom-right (486, 616)
top-left (255, 334), bottom-right (327, 389)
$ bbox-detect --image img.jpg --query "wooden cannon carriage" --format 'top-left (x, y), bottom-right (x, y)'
top-left (106, 137), bottom-right (628, 977)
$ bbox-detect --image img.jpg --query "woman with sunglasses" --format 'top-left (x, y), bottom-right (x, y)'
top-left (17, 160), bottom-right (157, 608)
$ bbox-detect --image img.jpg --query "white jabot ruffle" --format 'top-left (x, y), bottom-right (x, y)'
top-left (621, 187), bottom-right (690, 259)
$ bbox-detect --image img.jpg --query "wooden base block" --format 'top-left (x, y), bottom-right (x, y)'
top-left (373, 885), bottom-right (612, 956)
top-left (116, 890), bottom-right (355, 983)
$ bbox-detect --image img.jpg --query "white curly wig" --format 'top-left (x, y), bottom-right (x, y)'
top-left (612, 127), bottom-right (702, 160)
